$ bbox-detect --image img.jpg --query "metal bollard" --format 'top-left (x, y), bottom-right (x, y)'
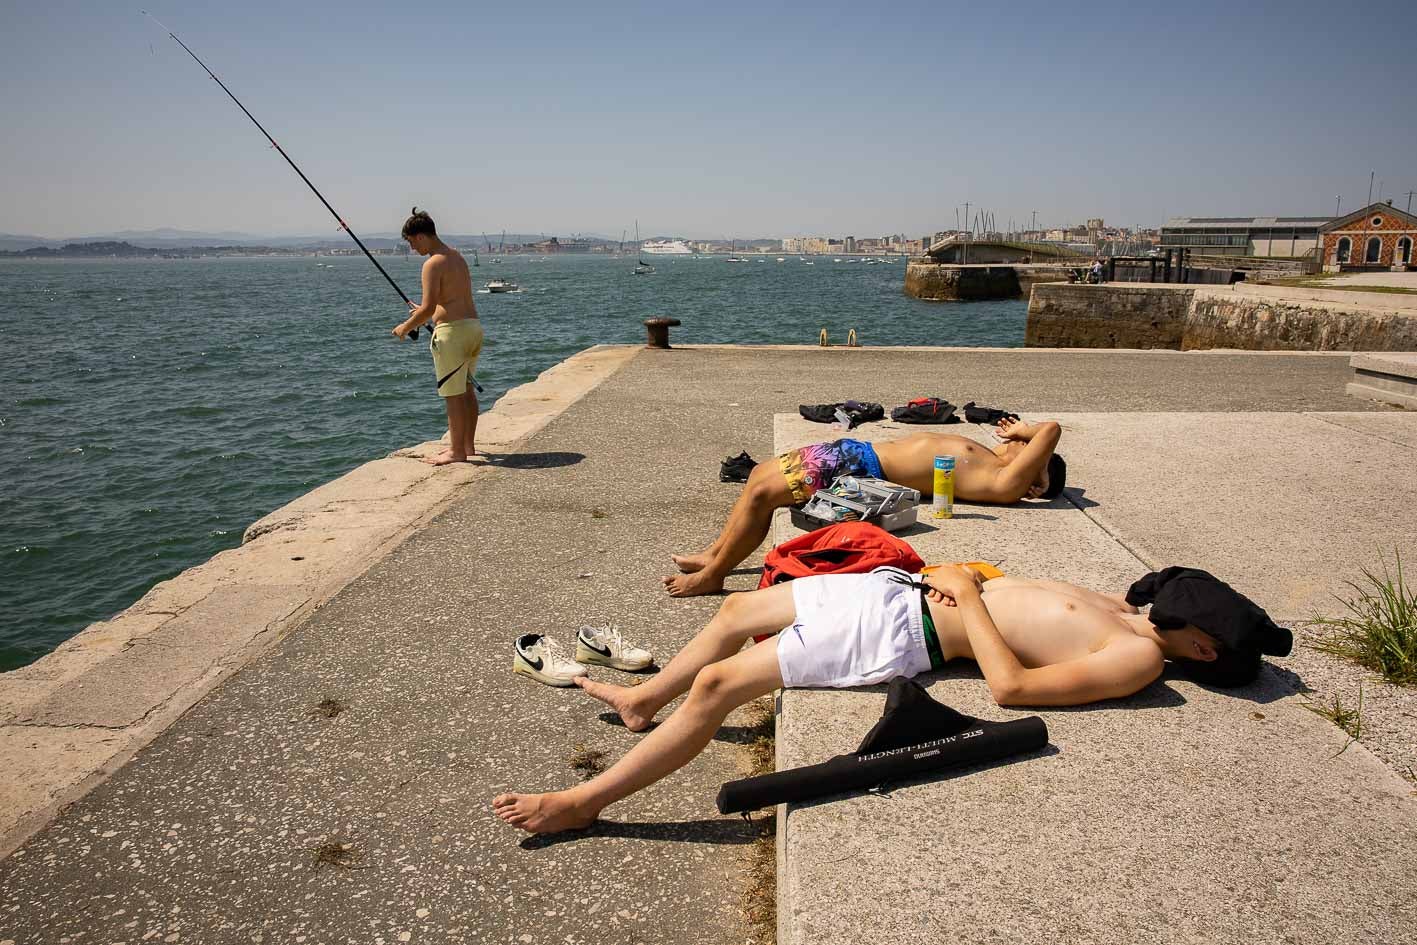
top-left (644, 317), bottom-right (681, 349)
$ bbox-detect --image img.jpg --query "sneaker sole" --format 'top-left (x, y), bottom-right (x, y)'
top-left (575, 644), bottom-right (652, 672)
top-left (512, 655), bottom-right (585, 687)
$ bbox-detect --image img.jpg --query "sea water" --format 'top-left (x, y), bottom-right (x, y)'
top-left (0, 253), bottom-right (1027, 670)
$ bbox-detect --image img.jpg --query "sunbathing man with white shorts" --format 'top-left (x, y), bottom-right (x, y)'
top-left (494, 563), bottom-right (1282, 835)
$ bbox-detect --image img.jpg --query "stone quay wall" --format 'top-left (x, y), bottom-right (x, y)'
top-left (1027, 282), bottom-right (1417, 350)
top-left (1025, 284), bottom-right (1192, 348)
top-left (905, 261), bottom-right (1079, 301)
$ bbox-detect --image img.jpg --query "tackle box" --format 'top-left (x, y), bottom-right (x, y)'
top-left (790, 476), bottom-right (922, 533)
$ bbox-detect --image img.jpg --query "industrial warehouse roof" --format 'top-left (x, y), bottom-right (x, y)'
top-left (1164, 216), bottom-right (1331, 228)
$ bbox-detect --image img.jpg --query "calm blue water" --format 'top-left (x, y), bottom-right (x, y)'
top-left (0, 254), bottom-right (1025, 670)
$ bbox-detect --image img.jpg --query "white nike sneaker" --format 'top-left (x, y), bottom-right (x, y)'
top-left (513, 633), bottom-right (588, 687)
top-left (575, 624), bottom-right (653, 672)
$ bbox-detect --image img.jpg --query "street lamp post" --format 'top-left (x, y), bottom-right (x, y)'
top-left (963, 201), bottom-right (970, 265)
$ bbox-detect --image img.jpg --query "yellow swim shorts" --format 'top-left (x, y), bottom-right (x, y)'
top-left (430, 319), bottom-right (484, 398)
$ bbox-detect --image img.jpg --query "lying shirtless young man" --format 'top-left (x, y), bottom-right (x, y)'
top-left (494, 563), bottom-right (1253, 836)
top-left (663, 418), bottom-right (1064, 596)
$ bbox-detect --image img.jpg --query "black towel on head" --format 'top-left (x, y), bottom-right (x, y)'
top-left (1126, 567), bottom-right (1292, 657)
top-left (963, 402), bottom-right (1021, 425)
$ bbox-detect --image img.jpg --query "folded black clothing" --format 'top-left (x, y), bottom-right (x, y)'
top-left (719, 451), bottom-right (757, 483)
top-left (891, 397), bottom-right (959, 424)
top-left (798, 401), bottom-right (884, 429)
top-left (963, 401), bottom-right (1020, 425)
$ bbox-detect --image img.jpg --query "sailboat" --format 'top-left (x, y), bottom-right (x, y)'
top-left (727, 238), bottom-right (743, 263)
top-left (633, 220), bottom-right (654, 275)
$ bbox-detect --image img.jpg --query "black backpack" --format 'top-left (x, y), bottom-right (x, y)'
top-left (798, 400), bottom-right (884, 429)
top-left (890, 397), bottom-right (958, 424)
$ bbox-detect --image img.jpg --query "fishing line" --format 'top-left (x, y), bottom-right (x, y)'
top-left (142, 10), bottom-right (481, 388)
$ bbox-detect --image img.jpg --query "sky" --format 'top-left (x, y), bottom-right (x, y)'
top-left (2, 0), bottom-right (1415, 240)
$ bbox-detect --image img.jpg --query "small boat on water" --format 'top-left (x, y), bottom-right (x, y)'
top-left (486, 278), bottom-right (518, 293)
top-left (632, 219), bottom-right (655, 274)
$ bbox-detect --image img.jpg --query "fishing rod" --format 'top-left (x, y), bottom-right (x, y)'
top-left (142, 11), bottom-right (442, 347)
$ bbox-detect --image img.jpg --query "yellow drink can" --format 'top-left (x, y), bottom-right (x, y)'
top-left (932, 456), bottom-right (955, 519)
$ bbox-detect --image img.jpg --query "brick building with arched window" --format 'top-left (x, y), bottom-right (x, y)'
top-left (1320, 202), bottom-right (1417, 272)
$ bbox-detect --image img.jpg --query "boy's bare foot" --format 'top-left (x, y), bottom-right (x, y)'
top-left (662, 571), bottom-right (725, 597)
top-left (492, 791), bottom-right (596, 835)
top-left (574, 676), bottom-right (655, 732)
top-left (670, 552), bottom-right (712, 574)
top-left (424, 449), bottom-right (469, 466)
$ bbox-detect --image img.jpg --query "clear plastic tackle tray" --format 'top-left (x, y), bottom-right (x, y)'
top-left (790, 476), bottom-right (922, 533)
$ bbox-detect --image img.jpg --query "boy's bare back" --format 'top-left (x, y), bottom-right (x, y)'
top-left (423, 248), bottom-right (478, 324)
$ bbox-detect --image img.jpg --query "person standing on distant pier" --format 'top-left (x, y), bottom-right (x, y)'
top-left (391, 208), bottom-right (483, 465)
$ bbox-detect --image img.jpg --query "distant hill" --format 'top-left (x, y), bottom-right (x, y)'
top-left (0, 233), bottom-right (62, 252)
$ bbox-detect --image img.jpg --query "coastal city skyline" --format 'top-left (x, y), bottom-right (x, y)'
top-left (4, 1), bottom-right (1415, 240)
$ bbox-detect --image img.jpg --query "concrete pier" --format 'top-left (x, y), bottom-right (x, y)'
top-left (905, 261), bottom-right (1079, 301)
top-left (2, 345), bottom-right (1413, 945)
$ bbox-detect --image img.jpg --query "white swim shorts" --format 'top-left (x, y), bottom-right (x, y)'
top-left (776, 568), bottom-right (931, 689)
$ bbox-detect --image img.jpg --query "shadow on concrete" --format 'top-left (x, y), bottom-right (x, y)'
top-left (713, 722), bottom-right (771, 746)
top-left (595, 714), bottom-right (769, 744)
top-left (1063, 487), bottom-right (1100, 510)
top-left (1173, 662), bottom-right (1300, 706)
top-left (477, 451), bottom-right (586, 469)
top-left (1266, 663), bottom-right (1311, 695)
top-left (916, 664), bottom-right (1193, 711)
top-left (598, 711), bottom-right (657, 732)
top-left (518, 814), bottom-right (772, 850)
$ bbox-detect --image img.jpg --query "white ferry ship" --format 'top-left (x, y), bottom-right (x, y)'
top-left (639, 239), bottom-right (693, 255)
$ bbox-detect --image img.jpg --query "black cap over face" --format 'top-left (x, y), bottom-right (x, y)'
top-left (1127, 567), bottom-right (1292, 687)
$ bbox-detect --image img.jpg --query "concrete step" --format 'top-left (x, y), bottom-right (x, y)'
top-left (1349, 352), bottom-right (1417, 409)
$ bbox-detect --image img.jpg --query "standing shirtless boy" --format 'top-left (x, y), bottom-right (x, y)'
top-left (391, 208), bottom-right (483, 465)
top-left (664, 419), bottom-right (1064, 596)
top-left (494, 564), bottom-right (1281, 835)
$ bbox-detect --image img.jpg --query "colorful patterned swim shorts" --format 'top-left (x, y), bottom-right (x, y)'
top-left (777, 438), bottom-right (884, 504)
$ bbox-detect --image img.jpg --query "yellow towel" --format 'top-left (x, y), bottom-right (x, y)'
top-left (922, 561), bottom-right (1005, 581)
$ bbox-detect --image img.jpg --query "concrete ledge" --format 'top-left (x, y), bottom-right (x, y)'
top-left (0, 344), bottom-right (640, 857)
top-left (905, 262), bottom-right (1080, 301)
top-left (1348, 351), bottom-right (1417, 408)
top-left (772, 414), bottom-right (1417, 945)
